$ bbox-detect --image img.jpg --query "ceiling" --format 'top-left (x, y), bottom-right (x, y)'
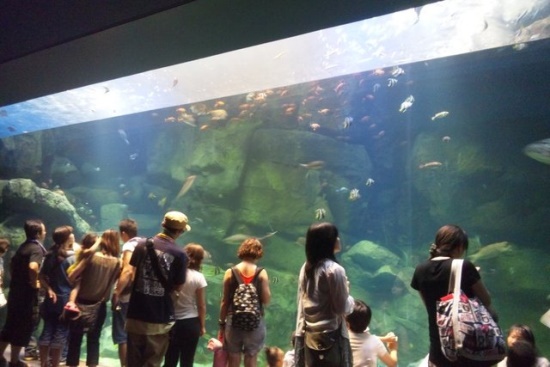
top-left (0, 0), bottom-right (437, 107)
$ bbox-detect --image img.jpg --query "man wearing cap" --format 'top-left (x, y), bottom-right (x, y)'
top-left (115, 211), bottom-right (190, 367)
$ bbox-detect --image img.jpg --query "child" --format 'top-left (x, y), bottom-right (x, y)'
top-left (345, 299), bottom-right (398, 367)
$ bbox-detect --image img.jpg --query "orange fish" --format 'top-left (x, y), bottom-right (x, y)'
top-left (317, 108), bottom-right (331, 115)
top-left (200, 124), bottom-right (210, 131)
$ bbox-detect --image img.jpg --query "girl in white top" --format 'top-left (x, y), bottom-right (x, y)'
top-left (164, 243), bottom-right (208, 367)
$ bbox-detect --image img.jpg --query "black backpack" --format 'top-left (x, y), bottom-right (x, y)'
top-left (230, 266), bottom-right (263, 331)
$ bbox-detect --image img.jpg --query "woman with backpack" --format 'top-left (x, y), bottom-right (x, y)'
top-left (218, 238), bottom-right (271, 367)
top-left (294, 222), bottom-right (354, 367)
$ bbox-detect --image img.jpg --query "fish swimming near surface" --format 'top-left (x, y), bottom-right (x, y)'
top-left (208, 109), bottom-right (228, 121)
top-left (299, 160), bottom-right (325, 170)
top-left (431, 111), bottom-right (449, 120)
top-left (524, 138), bottom-right (550, 165)
top-left (174, 175), bottom-right (197, 201)
top-left (117, 129), bottom-right (130, 145)
top-left (418, 161), bottom-right (443, 169)
top-left (468, 241), bottom-right (513, 263)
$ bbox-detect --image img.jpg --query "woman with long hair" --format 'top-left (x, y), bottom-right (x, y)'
top-left (295, 222), bottom-right (354, 367)
top-left (38, 225), bottom-right (75, 367)
top-left (66, 230), bottom-right (120, 367)
top-left (411, 224), bottom-right (498, 367)
top-left (163, 243), bottom-right (208, 367)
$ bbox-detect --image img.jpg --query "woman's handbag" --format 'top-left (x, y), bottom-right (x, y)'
top-left (436, 259), bottom-right (506, 362)
top-left (68, 300), bottom-right (102, 330)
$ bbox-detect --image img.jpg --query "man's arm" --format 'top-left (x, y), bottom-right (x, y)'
top-left (29, 261), bottom-right (40, 289)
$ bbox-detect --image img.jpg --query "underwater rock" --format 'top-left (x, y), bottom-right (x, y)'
top-left (0, 133), bottom-right (43, 178)
top-left (343, 240), bottom-right (401, 272)
top-left (0, 178), bottom-right (91, 236)
top-left (238, 128), bottom-right (372, 234)
top-left (100, 203), bottom-right (128, 230)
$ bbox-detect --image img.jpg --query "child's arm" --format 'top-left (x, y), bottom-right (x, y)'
top-left (378, 332), bottom-right (398, 367)
top-left (68, 281), bottom-right (81, 304)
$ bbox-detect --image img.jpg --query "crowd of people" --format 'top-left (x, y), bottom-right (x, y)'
top-left (0, 216), bottom-right (546, 367)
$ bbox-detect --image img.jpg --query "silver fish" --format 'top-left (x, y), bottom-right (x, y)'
top-left (524, 138), bottom-right (550, 165)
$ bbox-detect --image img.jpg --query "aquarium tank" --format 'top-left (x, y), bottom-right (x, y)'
top-left (1, 0), bottom-right (549, 365)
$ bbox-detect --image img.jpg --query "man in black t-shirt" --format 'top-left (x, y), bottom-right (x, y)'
top-left (115, 211), bottom-right (189, 367)
top-left (0, 219), bottom-right (47, 367)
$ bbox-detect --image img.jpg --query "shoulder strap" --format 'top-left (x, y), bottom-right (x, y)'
top-left (231, 267), bottom-right (243, 285)
top-left (450, 259), bottom-right (464, 349)
top-left (146, 237), bottom-right (171, 291)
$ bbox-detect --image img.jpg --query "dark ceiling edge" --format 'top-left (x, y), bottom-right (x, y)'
top-left (0, 0), bottom-right (439, 107)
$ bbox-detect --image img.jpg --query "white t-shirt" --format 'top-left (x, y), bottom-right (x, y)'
top-left (349, 329), bottom-right (387, 367)
top-left (173, 268), bottom-right (207, 319)
top-left (119, 237), bottom-right (140, 303)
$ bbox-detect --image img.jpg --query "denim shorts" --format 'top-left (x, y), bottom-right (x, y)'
top-left (38, 312), bottom-right (69, 349)
top-left (112, 301), bottom-right (129, 345)
top-left (224, 315), bottom-right (265, 356)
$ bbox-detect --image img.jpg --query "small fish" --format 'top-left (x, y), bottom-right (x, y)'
top-left (129, 152), bottom-right (138, 160)
top-left (148, 192), bottom-right (158, 200)
top-left (365, 178), bottom-right (375, 187)
top-left (391, 66), bottom-right (405, 77)
top-left (164, 116), bottom-right (176, 123)
top-left (103, 86), bottom-right (110, 94)
top-left (270, 276), bottom-right (280, 284)
top-left (117, 129), bottom-right (130, 145)
top-left (172, 78), bottom-right (178, 87)
top-left (342, 117), bottom-right (353, 129)
top-left (524, 138), bottom-right (550, 165)
top-left (299, 160), bottom-right (325, 170)
top-left (317, 108), bottom-right (331, 115)
top-left (335, 187), bottom-right (350, 193)
top-left (214, 100), bottom-right (226, 108)
top-left (431, 111), bottom-right (449, 120)
top-left (372, 83), bottom-right (381, 93)
top-left (387, 78), bottom-right (398, 87)
top-left (418, 161), bottom-right (443, 169)
top-left (442, 136), bottom-right (451, 142)
top-left (208, 109), bottom-right (228, 121)
top-left (157, 197), bottom-right (167, 208)
top-left (0, 109), bottom-right (7, 117)
top-left (349, 188), bottom-right (361, 201)
top-left (399, 95), bottom-right (415, 113)
top-left (177, 113), bottom-right (197, 127)
top-left (7, 126), bottom-right (16, 132)
top-left (315, 208), bottom-right (326, 220)
top-left (174, 175), bottom-right (197, 201)
top-left (310, 123), bottom-right (320, 131)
